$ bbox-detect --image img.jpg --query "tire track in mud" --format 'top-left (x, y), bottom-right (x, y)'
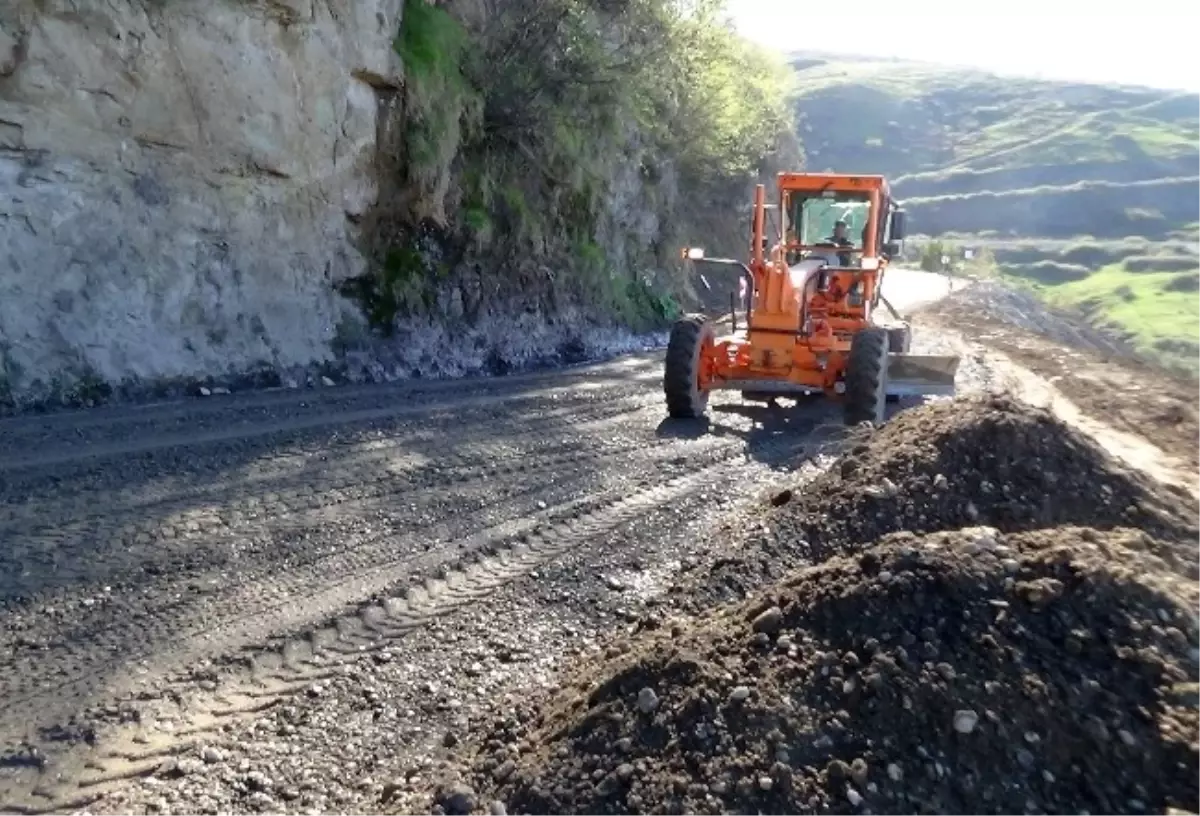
top-left (0, 352), bottom-right (666, 445)
top-left (0, 429), bottom-right (808, 815)
top-left (0, 358), bottom-right (667, 473)
top-left (0, 383), bottom-right (662, 507)
top-left (0, 433), bottom-right (736, 724)
top-left (0, 391), bottom-right (658, 544)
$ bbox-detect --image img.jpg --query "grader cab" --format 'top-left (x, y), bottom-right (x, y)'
top-left (665, 172), bottom-right (959, 425)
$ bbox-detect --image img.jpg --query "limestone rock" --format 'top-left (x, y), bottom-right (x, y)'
top-left (0, 0), bottom-right (402, 396)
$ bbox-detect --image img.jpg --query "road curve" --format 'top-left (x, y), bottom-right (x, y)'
top-left (879, 266), bottom-right (965, 313)
top-left (0, 275), bottom-right (964, 813)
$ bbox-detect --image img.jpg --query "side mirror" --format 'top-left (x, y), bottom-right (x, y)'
top-left (681, 247), bottom-right (706, 261)
top-left (890, 209), bottom-right (907, 241)
top-left (883, 240), bottom-right (901, 257)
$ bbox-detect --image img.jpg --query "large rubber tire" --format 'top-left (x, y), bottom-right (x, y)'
top-left (665, 314), bottom-right (715, 418)
top-left (844, 327), bottom-right (890, 426)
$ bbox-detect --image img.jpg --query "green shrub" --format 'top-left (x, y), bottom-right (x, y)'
top-left (372, 0), bottom-right (796, 329)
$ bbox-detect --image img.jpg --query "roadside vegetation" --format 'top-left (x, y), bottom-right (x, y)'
top-left (790, 52), bottom-right (1199, 372)
top-left (348, 0), bottom-right (798, 334)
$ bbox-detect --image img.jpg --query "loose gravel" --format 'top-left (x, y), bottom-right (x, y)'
top-left (436, 397), bottom-right (1200, 815)
top-left (6, 318), bottom-right (1195, 816)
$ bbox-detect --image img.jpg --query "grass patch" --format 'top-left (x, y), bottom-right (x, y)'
top-left (1042, 262), bottom-right (1200, 371)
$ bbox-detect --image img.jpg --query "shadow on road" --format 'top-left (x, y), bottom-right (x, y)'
top-left (0, 359), bottom-right (684, 759)
top-left (653, 392), bottom-right (940, 469)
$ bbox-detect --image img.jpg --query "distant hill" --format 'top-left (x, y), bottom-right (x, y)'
top-left (789, 52), bottom-right (1199, 373)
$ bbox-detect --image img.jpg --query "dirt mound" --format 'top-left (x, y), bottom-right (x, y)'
top-left (459, 527), bottom-right (1199, 815)
top-left (773, 394), bottom-right (1198, 559)
top-left (689, 395), bottom-right (1197, 610)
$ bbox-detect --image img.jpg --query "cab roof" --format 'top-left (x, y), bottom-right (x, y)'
top-left (776, 172), bottom-right (890, 196)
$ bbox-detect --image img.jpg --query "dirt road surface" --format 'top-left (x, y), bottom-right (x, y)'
top-left (0, 268), bottom-right (948, 812)
top-left (0, 269), bottom-right (1189, 815)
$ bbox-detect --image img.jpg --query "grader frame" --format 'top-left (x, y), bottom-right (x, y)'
top-left (664, 172), bottom-right (959, 425)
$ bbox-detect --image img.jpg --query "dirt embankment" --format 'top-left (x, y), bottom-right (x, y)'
top-left (430, 397), bottom-right (1200, 816)
top-left (921, 284), bottom-right (1199, 476)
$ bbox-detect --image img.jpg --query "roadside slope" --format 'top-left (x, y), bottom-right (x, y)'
top-left (429, 397), bottom-right (1200, 816)
top-left (915, 281), bottom-right (1199, 496)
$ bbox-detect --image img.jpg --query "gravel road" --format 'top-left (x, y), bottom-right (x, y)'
top-left (0, 269), bottom-right (969, 814)
top-left (0, 350), bottom-right (856, 814)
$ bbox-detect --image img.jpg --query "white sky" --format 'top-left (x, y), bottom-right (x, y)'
top-left (725, 0), bottom-right (1200, 92)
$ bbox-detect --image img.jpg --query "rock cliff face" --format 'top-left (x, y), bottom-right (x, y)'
top-left (0, 1), bottom-right (791, 407)
top-left (0, 0), bottom-right (406, 401)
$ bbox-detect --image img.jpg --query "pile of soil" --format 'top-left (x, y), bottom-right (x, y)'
top-left (430, 397), bottom-right (1199, 815)
top-left (774, 395), bottom-right (1196, 559)
top-left (454, 527), bottom-right (1199, 815)
top-left (691, 395), bottom-right (1198, 609)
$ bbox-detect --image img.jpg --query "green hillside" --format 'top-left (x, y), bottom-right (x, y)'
top-left (789, 52), bottom-right (1199, 372)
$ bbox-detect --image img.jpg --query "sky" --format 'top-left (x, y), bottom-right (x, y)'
top-left (724, 0), bottom-right (1200, 92)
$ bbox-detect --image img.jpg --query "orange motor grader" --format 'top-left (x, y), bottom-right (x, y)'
top-left (665, 172), bottom-right (959, 425)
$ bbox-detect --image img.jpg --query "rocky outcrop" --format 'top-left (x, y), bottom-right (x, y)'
top-left (0, 1), bottom-right (791, 408)
top-left (1, 0), bottom-right (403, 400)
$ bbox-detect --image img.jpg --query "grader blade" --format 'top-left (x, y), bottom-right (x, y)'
top-left (886, 353), bottom-right (960, 397)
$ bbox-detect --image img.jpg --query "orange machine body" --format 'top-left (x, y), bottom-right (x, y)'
top-left (700, 173), bottom-right (901, 396)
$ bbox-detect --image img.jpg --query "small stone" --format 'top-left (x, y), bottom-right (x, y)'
top-left (493, 760), bottom-right (516, 781)
top-left (729, 686), bottom-right (751, 703)
top-left (615, 737), bottom-right (633, 753)
top-left (616, 763), bottom-right (635, 781)
top-left (953, 710), bottom-right (979, 734)
top-left (886, 763), bottom-right (903, 782)
top-left (850, 758), bottom-right (868, 784)
top-left (1117, 729), bottom-right (1136, 747)
top-left (1016, 748), bottom-right (1035, 768)
top-left (245, 771), bottom-right (272, 791)
top-left (438, 783), bottom-right (477, 816)
top-left (936, 662), bottom-right (957, 681)
top-left (826, 759), bottom-right (851, 780)
top-left (247, 792), bottom-right (274, 809)
top-left (847, 787), bottom-right (863, 806)
top-left (637, 687), bottom-right (660, 713)
top-left (380, 780), bottom-right (406, 803)
top-left (443, 731), bottom-right (459, 748)
top-left (752, 606), bottom-right (784, 634)
top-left (321, 376), bottom-right (336, 387)
top-left (770, 489), bottom-right (793, 507)
top-left (198, 386), bottom-right (212, 397)
top-left (758, 776), bottom-right (773, 791)
top-left (200, 746), bottom-right (224, 764)
top-left (933, 473), bottom-right (948, 489)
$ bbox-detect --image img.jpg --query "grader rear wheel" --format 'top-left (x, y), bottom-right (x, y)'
top-left (844, 327), bottom-right (890, 426)
top-left (664, 314), bottom-right (715, 419)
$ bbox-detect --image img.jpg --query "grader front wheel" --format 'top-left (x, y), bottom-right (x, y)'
top-left (844, 327), bottom-right (890, 426)
top-left (664, 314), bottom-right (715, 418)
